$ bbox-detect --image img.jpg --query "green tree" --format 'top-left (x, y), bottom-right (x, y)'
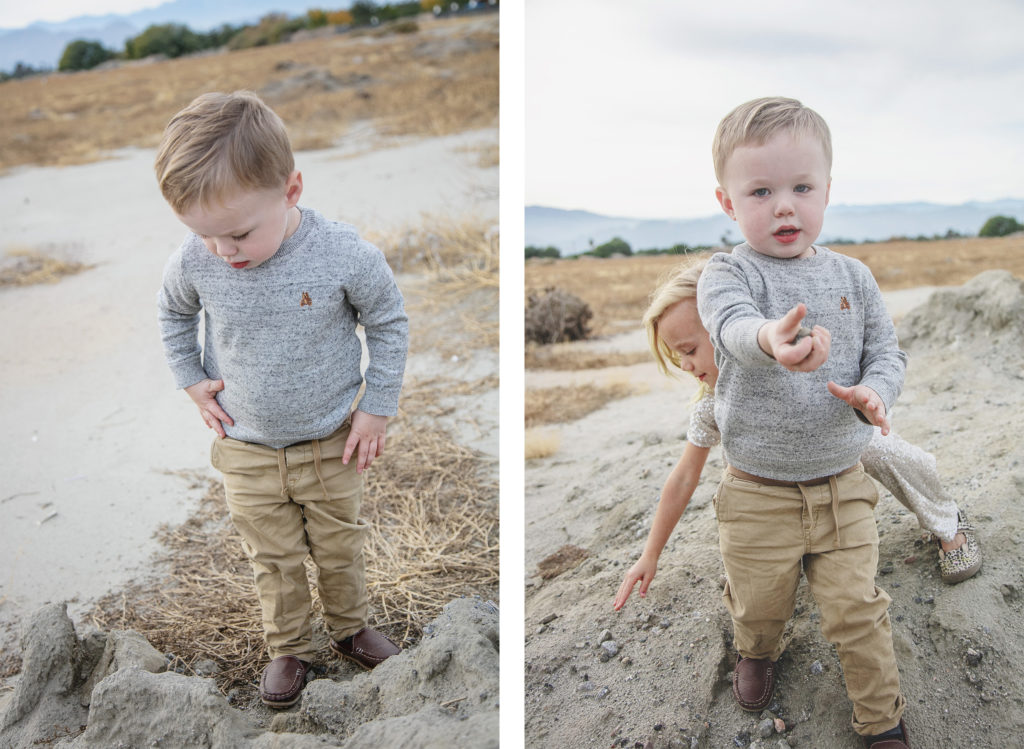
top-left (979, 215), bottom-right (1024, 237)
top-left (590, 236), bottom-right (632, 258)
top-left (125, 23), bottom-right (202, 60)
top-left (350, 1), bottom-right (379, 25)
top-left (525, 245), bottom-right (560, 259)
top-left (58, 39), bottom-right (116, 71)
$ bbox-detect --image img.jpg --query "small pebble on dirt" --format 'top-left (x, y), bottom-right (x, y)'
top-left (809, 660), bottom-right (823, 675)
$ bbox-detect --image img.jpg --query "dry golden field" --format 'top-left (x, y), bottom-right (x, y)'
top-left (525, 235), bottom-right (1024, 334)
top-left (0, 13), bottom-right (497, 171)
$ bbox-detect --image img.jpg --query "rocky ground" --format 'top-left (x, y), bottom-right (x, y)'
top-left (524, 270), bottom-right (1024, 748)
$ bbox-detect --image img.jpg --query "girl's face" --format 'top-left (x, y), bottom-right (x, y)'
top-left (658, 298), bottom-right (718, 388)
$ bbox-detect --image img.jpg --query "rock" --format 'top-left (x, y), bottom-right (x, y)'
top-left (80, 629), bottom-right (166, 704)
top-left (966, 648), bottom-right (983, 666)
top-left (757, 717), bottom-right (776, 737)
top-left (68, 668), bottom-right (259, 748)
top-left (809, 660), bottom-right (823, 675)
top-left (277, 598), bottom-right (498, 737)
top-left (600, 641), bottom-right (619, 661)
top-left (337, 706), bottom-right (498, 749)
top-left (0, 603), bottom-right (90, 748)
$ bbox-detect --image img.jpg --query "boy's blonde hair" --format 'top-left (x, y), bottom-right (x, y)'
top-left (155, 91), bottom-right (295, 214)
top-left (643, 257), bottom-right (708, 387)
top-left (712, 96), bottom-right (832, 185)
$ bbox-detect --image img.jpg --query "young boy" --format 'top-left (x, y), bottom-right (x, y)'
top-left (155, 91), bottom-right (408, 708)
top-left (697, 97), bottom-right (911, 748)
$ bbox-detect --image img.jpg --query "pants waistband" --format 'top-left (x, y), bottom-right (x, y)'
top-left (726, 462), bottom-right (861, 488)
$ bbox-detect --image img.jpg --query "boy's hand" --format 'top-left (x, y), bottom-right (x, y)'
top-left (827, 382), bottom-right (890, 435)
top-left (613, 555), bottom-right (658, 611)
top-left (184, 379), bottom-right (234, 438)
top-left (758, 303), bottom-right (830, 372)
top-left (344, 410), bottom-right (388, 474)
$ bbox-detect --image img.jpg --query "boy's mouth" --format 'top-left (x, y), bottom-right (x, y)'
top-left (229, 260), bottom-right (250, 269)
top-left (774, 226), bottom-right (800, 243)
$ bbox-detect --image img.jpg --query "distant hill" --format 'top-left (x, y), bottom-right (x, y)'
top-left (526, 199), bottom-right (1024, 255)
top-left (0, 0), bottom-right (322, 72)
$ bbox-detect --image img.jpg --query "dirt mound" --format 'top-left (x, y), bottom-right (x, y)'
top-left (0, 598), bottom-right (498, 748)
top-left (524, 271), bottom-right (1024, 748)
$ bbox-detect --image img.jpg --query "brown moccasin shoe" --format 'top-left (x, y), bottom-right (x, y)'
top-left (329, 627), bottom-right (400, 670)
top-left (259, 655), bottom-right (310, 708)
top-left (865, 717), bottom-right (910, 748)
top-left (732, 656), bottom-right (776, 712)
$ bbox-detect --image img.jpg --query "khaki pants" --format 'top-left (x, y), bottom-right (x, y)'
top-left (211, 420), bottom-right (368, 661)
top-left (714, 465), bottom-right (906, 736)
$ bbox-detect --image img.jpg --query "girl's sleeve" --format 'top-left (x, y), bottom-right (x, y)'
top-left (687, 393), bottom-right (721, 448)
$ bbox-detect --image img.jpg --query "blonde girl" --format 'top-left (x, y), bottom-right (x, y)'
top-left (613, 259), bottom-right (980, 611)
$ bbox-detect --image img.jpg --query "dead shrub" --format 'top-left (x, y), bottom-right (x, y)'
top-left (525, 287), bottom-right (593, 345)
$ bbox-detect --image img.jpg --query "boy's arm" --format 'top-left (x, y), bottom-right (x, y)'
top-left (156, 250), bottom-right (208, 390)
top-left (697, 254), bottom-right (776, 367)
top-left (345, 239), bottom-right (409, 418)
top-left (855, 270), bottom-right (907, 411)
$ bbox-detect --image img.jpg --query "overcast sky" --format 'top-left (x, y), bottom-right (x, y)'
top-left (526, 0), bottom-right (1024, 219)
top-left (0, 0), bottom-right (164, 27)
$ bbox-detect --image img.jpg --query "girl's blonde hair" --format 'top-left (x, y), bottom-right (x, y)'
top-left (642, 257), bottom-right (709, 395)
top-left (712, 96), bottom-right (832, 185)
top-left (155, 90), bottom-right (295, 214)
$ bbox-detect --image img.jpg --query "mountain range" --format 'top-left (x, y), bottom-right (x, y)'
top-left (526, 199), bottom-right (1024, 255)
top-left (0, 0), bottom-right (323, 72)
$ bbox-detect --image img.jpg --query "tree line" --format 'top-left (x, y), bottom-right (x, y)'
top-left (526, 214), bottom-right (1024, 260)
top-left (1, 1), bottom-right (488, 79)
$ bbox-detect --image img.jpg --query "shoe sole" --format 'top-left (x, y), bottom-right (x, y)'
top-left (261, 693), bottom-right (302, 708)
top-left (941, 559), bottom-right (982, 584)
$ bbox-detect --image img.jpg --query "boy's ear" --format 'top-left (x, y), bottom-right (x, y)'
top-left (825, 177), bottom-right (831, 208)
top-left (715, 187), bottom-right (736, 219)
top-left (285, 170), bottom-right (303, 207)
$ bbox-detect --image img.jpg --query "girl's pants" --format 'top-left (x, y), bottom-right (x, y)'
top-left (211, 420), bottom-right (368, 662)
top-left (714, 464), bottom-right (906, 736)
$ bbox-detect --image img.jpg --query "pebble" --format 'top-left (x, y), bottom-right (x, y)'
top-left (809, 660), bottom-right (823, 675)
top-left (540, 613), bottom-right (558, 625)
top-left (600, 641), bottom-right (619, 661)
top-left (965, 648), bottom-right (983, 666)
top-left (757, 717), bottom-right (775, 738)
top-left (599, 629), bottom-right (613, 643)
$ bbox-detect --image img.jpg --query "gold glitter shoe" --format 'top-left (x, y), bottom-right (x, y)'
top-left (937, 511), bottom-right (982, 584)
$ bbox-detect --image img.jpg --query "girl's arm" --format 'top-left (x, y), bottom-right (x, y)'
top-left (613, 441), bottom-right (711, 610)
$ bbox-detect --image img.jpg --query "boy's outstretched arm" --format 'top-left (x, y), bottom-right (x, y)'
top-left (343, 410), bottom-right (388, 474)
top-left (614, 442), bottom-right (710, 611)
top-left (184, 378), bottom-right (234, 438)
top-left (757, 303), bottom-right (831, 372)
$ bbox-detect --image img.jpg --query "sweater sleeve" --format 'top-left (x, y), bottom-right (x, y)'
top-left (156, 249), bottom-right (209, 390)
top-left (346, 239), bottom-right (409, 416)
top-left (854, 264), bottom-right (907, 411)
top-left (697, 252), bottom-right (776, 368)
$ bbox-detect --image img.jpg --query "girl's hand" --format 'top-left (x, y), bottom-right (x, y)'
top-left (184, 378), bottom-right (234, 438)
top-left (613, 556), bottom-right (657, 611)
top-left (827, 382), bottom-right (890, 435)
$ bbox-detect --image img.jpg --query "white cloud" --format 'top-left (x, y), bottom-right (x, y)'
top-left (527, 0), bottom-right (1024, 217)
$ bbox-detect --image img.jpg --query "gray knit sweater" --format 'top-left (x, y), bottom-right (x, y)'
top-left (157, 206), bottom-right (408, 448)
top-left (696, 243), bottom-right (906, 482)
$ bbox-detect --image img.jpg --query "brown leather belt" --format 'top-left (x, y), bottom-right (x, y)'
top-left (726, 462), bottom-right (861, 487)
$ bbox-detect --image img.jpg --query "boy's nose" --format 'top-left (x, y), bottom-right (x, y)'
top-left (773, 199), bottom-right (795, 217)
top-left (214, 241), bottom-right (238, 257)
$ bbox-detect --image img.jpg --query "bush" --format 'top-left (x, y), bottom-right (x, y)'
top-left (525, 287), bottom-right (593, 344)
top-left (125, 23), bottom-right (203, 59)
top-left (58, 39), bottom-right (116, 71)
top-left (979, 215), bottom-right (1024, 238)
top-left (525, 245), bottom-right (560, 259)
top-left (227, 14), bottom-right (305, 50)
top-left (588, 236), bottom-right (631, 258)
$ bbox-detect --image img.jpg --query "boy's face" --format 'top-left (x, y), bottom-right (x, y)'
top-left (715, 131), bottom-right (830, 259)
top-left (177, 171), bottom-right (303, 270)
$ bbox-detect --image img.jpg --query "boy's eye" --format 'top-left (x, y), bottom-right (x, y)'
top-left (795, 184), bottom-right (811, 193)
top-left (752, 188), bottom-right (769, 197)
top-left (232, 231), bottom-right (251, 241)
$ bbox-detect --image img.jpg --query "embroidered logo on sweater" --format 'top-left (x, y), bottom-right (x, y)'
top-left (839, 296), bottom-right (851, 311)
top-left (300, 292), bottom-right (313, 308)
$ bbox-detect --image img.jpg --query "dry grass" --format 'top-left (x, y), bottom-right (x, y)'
top-left (524, 428), bottom-right (561, 461)
top-left (525, 382), bottom-right (638, 428)
top-left (0, 14), bottom-right (498, 171)
top-left (525, 235), bottom-right (1024, 333)
top-left (374, 215), bottom-right (499, 353)
top-left (525, 346), bottom-right (650, 371)
top-left (0, 247), bottom-right (94, 287)
top-left (89, 396), bottom-right (497, 696)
